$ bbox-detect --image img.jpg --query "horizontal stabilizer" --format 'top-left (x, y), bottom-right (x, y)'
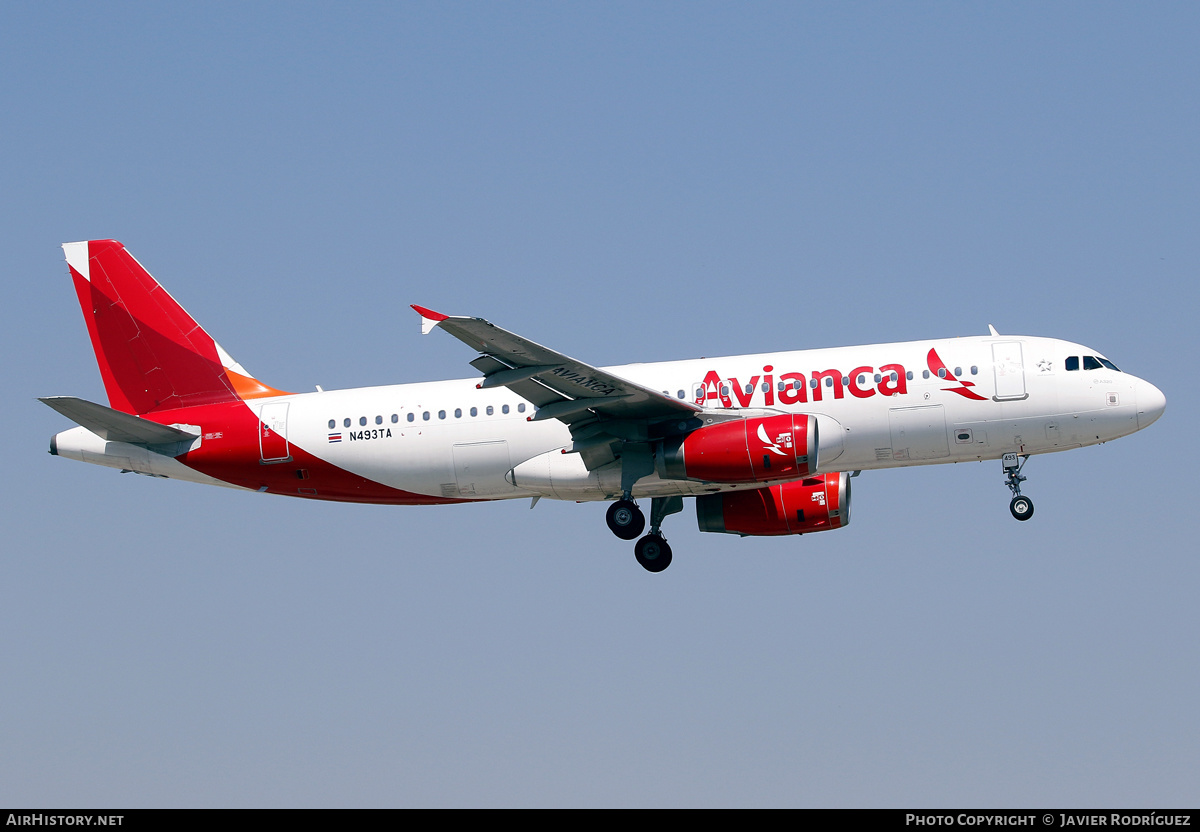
top-left (40, 396), bottom-right (199, 450)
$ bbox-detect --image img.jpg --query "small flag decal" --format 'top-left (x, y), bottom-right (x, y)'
top-left (328, 433), bottom-right (342, 443)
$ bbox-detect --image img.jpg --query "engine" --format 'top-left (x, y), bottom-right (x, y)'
top-left (695, 472), bottom-right (852, 536)
top-left (656, 413), bottom-right (819, 484)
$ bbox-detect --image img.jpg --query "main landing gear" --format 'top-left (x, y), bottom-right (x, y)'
top-left (1003, 452), bottom-right (1034, 521)
top-left (605, 498), bottom-right (645, 540)
top-left (607, 494), bottom-right (683, 572)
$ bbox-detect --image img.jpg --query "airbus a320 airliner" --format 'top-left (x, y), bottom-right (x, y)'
top-left (43, 240), bottom-right (1166, 572)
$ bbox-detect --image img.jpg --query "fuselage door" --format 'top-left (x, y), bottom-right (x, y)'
top-left (992, 341), bottom-right (1028, 401)
top-left (889, 405), bottom-right (950, 461)
top-left (453, 441), bottom-right (513, 497)
top-left (258, 402), bottom-right (291, 463)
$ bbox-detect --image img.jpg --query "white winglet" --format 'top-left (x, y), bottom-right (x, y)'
top-left (411, 304), bottom-right (448, 335)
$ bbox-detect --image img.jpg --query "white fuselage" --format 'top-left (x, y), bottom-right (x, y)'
top-left (58, 333), bottom-right (1161, 503)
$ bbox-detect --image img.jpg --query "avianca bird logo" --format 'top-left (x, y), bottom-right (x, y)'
top-left (927, 348), bottom-right (988, 401)
top-left (757, 423), bottom-right (793, 456)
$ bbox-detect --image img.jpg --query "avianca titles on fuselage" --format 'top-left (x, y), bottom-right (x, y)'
top-left (44, 240), bottom-right (1166, 572)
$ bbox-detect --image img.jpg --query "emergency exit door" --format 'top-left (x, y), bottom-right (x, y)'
top-left (258, 402), bottom-right (291, 463)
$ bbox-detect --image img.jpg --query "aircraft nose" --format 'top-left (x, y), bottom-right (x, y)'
top-left (1135, 379), bottom-right (1166, 429)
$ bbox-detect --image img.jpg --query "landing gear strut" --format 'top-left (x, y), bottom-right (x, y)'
top-left (606, 493), bottom-right (686, 572)
top-left (632, 496), bottom-right (684, 573)
top-left (1003, 453), bottom-right (1034, 521)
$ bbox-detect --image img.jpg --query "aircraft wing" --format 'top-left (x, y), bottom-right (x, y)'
top-left (412, 305), bottom-right (701, 426)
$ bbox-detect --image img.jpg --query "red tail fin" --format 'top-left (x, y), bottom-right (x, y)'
top-left (62, 240), bottom-right (287, 415)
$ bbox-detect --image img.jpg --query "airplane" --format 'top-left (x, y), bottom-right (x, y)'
top-left (42, 240), bottom-right (1166, 572)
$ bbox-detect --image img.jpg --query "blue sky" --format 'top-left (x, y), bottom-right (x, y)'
top-left (2, 2), bottom-right (1197, 807)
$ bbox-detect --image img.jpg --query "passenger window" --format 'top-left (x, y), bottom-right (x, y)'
top-left (810, 379), bottom-right (818, 389)
top-left (922, 370), bottom-right (930, 379)
top-left (937, 368), bottom-right (947, 379)
top-left (391, 414), bottom-right (399, 423)
top-left (1065, 356), bottom-right (1079, 371)
top-left (454, 408), bottom-right (462, 418)
top-left (745, 383), bottom-right (753, 395)
top-left (1083, 356), bottom-right (1103, 371)
top-left (438, 410), bottom-right (446, 419)
top-left (359, 416), bottom-right (367, 426)
top-left (954, 367), bottom-right (962, 376)
top-left (518, 403), bottom-right (526, 413)
top-left (858, 375), bottom-right (866, 385)
top-left (422, 411), bottom-right (430, 421)
top-left (486, 405), bottom-right (494, 415)
top-left (328, 420), bottom-right (335, 430)
top-left (470, 407), bottom-right (478, 416)
top-left (407, 413), bottom-right (415, 422)
top-left (906, 371), bottom-right (914, 381)
top-left (375, 415), bottom-right (383, 425)
top-left (344, 418), bottom-right (351, 428)
top-left (502, 404), bottom-right (510, 414)
top-left (677, 390), bottom-right (685, 399)
top-left (970, 366), bottom-right (977, 375)
top-left (873, 374), bottom-right (881, 383)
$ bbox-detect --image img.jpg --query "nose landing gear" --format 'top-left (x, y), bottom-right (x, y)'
top-left (1003, 453), bottom-right (1034, 521)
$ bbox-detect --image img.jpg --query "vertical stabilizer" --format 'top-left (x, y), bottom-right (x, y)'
top-left (62, 240), bottom-right (287, 415)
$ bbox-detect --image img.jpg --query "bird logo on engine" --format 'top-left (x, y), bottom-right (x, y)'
top-left (757, 423), bottom-right (792, 456)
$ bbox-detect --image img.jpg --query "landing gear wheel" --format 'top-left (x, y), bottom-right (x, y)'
top-left (635, 534), bottom-right (673, 572)
top-left (606, 499), bottom-right (645, 540)
top-left (1009, 495), bottom-right (1034, 521)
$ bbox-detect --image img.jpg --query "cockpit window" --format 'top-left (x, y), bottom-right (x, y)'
top-left (1098, 358), bottom-right (1121, 372)
top-left (1065, 356), bottom-right (1079, 371)
top-left (1083, 356), bottom-right (1103, 371)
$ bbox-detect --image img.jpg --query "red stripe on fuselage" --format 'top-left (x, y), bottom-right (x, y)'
top-left (145, 400), bottom-right (473, 506)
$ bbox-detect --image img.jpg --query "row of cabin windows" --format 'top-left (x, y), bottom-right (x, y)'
top-left (328, 402), bottom-right (527, 430)
top-left (694, 366), bottom-right (979, 397)
top-left (327, 361), bottom-right (993, 428)
top-left (928, 365), bottom-right (978, 379)
top-left (1066, 355), bottom-right (1120, 372)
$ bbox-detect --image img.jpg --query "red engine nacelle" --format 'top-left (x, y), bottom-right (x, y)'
top-left (695, 472), bottom-right (852, 536)
top-left (656, 413), bottom-right (818, 484)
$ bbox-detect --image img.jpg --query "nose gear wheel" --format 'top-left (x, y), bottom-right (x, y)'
top-left (1009, 495), bottom-right (1034, 521)
top-left (1002, 453), bottom-right (1034, 521)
